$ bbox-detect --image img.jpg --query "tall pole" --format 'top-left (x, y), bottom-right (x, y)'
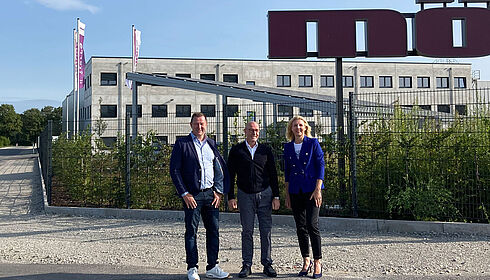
top-left (448, 67), bottom-right (454, 114)
top-left (336, 58), bottom-right (346, 208)
top-left (131, 25), bottom-right (138, 140)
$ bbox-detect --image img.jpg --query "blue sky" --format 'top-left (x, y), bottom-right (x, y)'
top-left (1, 0), bottom-right (489, 112)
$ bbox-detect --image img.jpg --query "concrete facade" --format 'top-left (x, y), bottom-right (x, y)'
top-left (62, 57), bottom-right (475, 142)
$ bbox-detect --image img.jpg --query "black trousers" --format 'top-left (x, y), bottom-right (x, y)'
top-left (290, 191), bottom-right (322, 259)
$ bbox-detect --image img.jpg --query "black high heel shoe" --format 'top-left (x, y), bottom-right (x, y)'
top-left (312, 263), bottom-right (322, 279)
top-left (297, 260), bottom-right (313, 276)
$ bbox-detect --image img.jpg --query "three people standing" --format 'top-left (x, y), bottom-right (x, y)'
top-left (170, 112), bottom-right (324, 279)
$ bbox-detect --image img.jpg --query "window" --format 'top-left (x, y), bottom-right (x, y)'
top-left (176, 105), bottom-right (191, 117)
top-left (223, 74), bottom-right (238, 83)
top-left (309, 121), bottom-right (316, 137)
top-left (299, 75), bottom-right (313, 87)
top-left (200, 104), bottom-right (216, 117)
top-left (226, 105), bottom-right (239, 117)
top-left (100, 73), bottom-right (117, 86)
top-left (176, 73), bottom-right (191, 78)
top-left (152, 73), bottom-right (167, 76)
top-left (342, 76), bottom-right (353, 88)
top-left (200, 74), bottom-right (215, 81)
top-left (101, 137), bottom-right (117, 147)
top-left (277, 75), bottom-right (291, 87)
top-left (360, 76), bottom-right (374, 88)
top-left (84, 75), bottom-right (91, 90)
top-left (437, 104), bottom-right (450, 113)
top-left (436, 77), bottom-right (449, 88)
top-left (417, 77), bottom-right (430, 88)
top-left (455, 105), bottom-right (467, 115)
top-left (399, 76), bottom-right (412, 88)
top-left (379, 76), bottom-right (393, 88)
top-left (454, 77), bottom-right (466, 88)
top-left (246, 111), bottom-right (256, 122)
top-left (278, 105), bottom-right (293, 117)
top-left (245, 81), bottom-right (255, 85)
top-left (100, 105), bottom-right (117, 118)
top-left (152, 105), bottom-right (168, 118)
top-left (320, 75), bottom-right (334, 87)
top-left (300, 107), bottom-right (314, 117)
top-left (126, 105), bottom-right (142, 118)
top-left (419, 105), bottom-right (431, 111)
top-left (156, 136), bottom-right (168, 144)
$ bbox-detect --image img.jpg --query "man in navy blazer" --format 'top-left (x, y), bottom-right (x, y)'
top-left (170, 112), bottom-right (230, 280)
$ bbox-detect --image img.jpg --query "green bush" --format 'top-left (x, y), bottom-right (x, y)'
top-left (0, 136), bottom-right (10, 147)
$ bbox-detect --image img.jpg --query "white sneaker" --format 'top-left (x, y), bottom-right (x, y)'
top-left (187, 267), bottom-right (200, 280)
top-left (205, 264), bottom-right (229, 279)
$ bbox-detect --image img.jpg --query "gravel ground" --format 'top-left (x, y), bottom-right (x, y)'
top-left (0, 147), bottom-right (489, 279)
top-left (1, 214), bottom-right (489, 279)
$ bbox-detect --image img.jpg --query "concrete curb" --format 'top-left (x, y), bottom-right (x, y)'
top-left (35, 156), bottom-right (489, 236)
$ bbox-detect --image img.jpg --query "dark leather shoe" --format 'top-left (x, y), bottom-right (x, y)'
top-left (238, 265), bottom-right (251, 278)
top-left (263, 264), bottom-right (277, 277)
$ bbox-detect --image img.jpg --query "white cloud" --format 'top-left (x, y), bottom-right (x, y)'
top-left (35, 0), bottom-right (100, 14)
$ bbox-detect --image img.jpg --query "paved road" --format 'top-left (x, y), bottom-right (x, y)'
top-left (0, 146), bottom-right (489, 280)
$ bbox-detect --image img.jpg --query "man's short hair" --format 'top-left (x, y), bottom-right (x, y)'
top-left (190, 112), bottom-right (207, 123)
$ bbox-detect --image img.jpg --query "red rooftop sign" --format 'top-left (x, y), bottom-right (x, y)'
top-left (268, 7), bottom-right (490, 58)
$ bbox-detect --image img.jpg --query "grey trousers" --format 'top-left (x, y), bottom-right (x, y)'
top-left (237, 187), bottom-right (273, 267)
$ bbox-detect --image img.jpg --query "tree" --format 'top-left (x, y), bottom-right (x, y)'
top-left (20, 108), bottom-right (44, 145)
top-left (41, 106), bottom-right (62, 136)
top-left (0, 104), bottom-right (22, 142)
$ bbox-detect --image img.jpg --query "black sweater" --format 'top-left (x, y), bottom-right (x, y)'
top-left (227, 141), bottom-right (279, 199)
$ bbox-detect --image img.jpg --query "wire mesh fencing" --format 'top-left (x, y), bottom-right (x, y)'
top-left (39, 88), bottom-right (490, 222)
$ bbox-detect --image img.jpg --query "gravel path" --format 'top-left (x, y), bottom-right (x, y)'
top-left (0, 147), bottom-right (489, 279)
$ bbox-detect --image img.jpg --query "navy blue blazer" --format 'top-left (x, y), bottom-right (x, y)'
top-left (170, 134), bottom-right (230, 197)
top-left (283, 136), bottom-right (325, 194)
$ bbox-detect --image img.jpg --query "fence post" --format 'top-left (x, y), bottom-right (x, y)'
top-left (222, 96), bottom-right (229, 161)
top-left (125, 111), bottom-right (131, 209)
top-left (348, 93), bottom-right (358, 217)
top-left (47, 120), bottom-right (53, 205)
top-left (336, 58), bottom-right (347, 208)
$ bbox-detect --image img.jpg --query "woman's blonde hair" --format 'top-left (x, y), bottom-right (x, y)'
top-left (286, 116), bottom-right (312, 141)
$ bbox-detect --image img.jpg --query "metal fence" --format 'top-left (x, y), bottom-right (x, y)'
top-left (39, 87), bottom-right (490, 223)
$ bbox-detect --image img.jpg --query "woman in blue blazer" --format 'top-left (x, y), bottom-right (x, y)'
top-left (284, 116), bottom-right (325, 278)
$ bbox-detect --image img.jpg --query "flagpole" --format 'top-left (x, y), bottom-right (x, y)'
top-left (131, 25), bottom-right (137, 140)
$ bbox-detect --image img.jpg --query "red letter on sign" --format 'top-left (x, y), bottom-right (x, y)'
top-left (268, 10), bottom-right (407, 58)
top-left (416, 7), bottom-right (490, 57)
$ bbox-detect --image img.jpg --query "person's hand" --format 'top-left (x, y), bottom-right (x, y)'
top-left (309, 188), bottom-right (322, 208)
top-left (183, 193), bottom-right (197, 209)
top-left (285, 194), bottom-right (291, 209)
top-left (211, 191), bottom-right (222, 208)
top-left (228, 199), bottom-right (238, 211)
top-left (272, 198), bottom-right (280, 210)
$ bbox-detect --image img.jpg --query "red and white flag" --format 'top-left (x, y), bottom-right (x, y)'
top-left (126, 26), bottom-right (141, 89)
top-left (78, 20), bottom-right (86, 89)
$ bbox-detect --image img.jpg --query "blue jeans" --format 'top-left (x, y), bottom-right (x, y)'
top-left (184, 188), bottom-right (220, 271)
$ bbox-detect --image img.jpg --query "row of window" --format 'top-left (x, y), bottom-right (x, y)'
top-left (277, 75), bottom-right (467, 89)
top-left (101, 104), bottom-right (243, 118)
top-left (99, 104), bottom-right (316, 119)
top-left (96, 72), bottom-right (467, 89)
top-left (98, 73), bottom-right (246, 86)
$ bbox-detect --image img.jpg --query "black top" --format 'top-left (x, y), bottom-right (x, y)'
top-left (227, 141), bottom-right (279, 199)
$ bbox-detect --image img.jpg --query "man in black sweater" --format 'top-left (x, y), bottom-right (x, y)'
top-left (227, 121), bottom-right (280, 278)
